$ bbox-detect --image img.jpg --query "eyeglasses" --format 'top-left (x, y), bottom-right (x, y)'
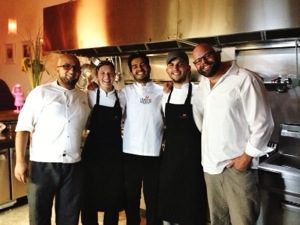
top-left (57, 64), bottom-right (80, 71)
top-left (193, 51), bottom-right (215, 65)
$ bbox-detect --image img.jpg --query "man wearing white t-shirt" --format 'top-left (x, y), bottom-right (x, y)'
top-left (119, 52), bottom-right (164, 225)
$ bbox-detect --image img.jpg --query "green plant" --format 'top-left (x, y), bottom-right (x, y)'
top-left (21, 29), bottom-right (45, 88)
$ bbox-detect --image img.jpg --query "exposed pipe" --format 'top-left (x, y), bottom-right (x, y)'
top-left (296, 40), bottom-right (299, 80)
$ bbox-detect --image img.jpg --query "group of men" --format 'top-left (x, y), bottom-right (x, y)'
top-left (14, 42), bottom-right (274, 225)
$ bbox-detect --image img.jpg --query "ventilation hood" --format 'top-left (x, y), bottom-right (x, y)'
top-left (43, 0), bottom-right (300, 57)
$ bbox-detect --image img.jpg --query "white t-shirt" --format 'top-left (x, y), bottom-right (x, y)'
top-left (194, 62), bottom-right (274, 174)
top-left (119, 81), bottom-right (164, 156)
top-left (161, 82), bottom-right (202, 132)
top-left (88, 87), bottom-right (117, 107)
top-left (16, 81), bottom-right (90, 163)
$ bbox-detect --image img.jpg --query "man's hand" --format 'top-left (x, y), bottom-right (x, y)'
top-left (87, 81), bottom-right (98, 90)
top-left (163, 81), bottom-right (173, 93)
top-left (15, 161), bottom-right (28, 184)
top-left (227, 152), bottom-right (252, 172)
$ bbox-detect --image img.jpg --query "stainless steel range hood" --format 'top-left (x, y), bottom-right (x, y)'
top-left (43, 0), bottom-right (300, 57)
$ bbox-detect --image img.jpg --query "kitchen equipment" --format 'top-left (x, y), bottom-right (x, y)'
top-left (258, 123), bottom-right (300, 225)
top-left (10, 147), bottom-right (28, 200)
top-left (264, 77), bottom-right (292, 93)
top-left (0, 122), bottom-right (6, 140)
top-left (0, 148), bottom-right (10, 205)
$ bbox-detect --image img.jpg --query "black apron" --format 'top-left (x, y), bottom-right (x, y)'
top-left (82, 89), bottom-right (125, 211)
top-left (158, 83), bottom-right (207, 224)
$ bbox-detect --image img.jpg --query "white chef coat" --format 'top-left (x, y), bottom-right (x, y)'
top-left (194, 62), bottom-right (274, 174)
top-left (119, 81), bottom-right (164, 156)
top-left (16, 81), bottom-right (90, 163)
top-left (161, 82), bottom-right (202, 132)
top-left (88, 87), bottom-right (117, 107)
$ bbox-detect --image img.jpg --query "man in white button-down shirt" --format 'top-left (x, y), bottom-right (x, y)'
top-left (14, 54), bottom-right (90, 225)
top-left (192, 43), bottom-right (274, 225)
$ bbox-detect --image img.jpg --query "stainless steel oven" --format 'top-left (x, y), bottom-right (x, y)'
top-left (258, 123), bottom-right (300, 225)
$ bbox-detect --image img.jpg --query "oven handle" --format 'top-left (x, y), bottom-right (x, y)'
top-left (281, 201), bottom-right (300, 212)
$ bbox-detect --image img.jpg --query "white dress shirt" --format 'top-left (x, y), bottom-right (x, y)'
top-left (16, 81), bottom-right (90, 163)
top-left (119, 81), bottom-right (164, 156)
top-left (161, 82), bottom-right (202, 131)
top-left (194, 62), bottom-right (274, 174)
top-left (88, 87), bottom-right (117, 107)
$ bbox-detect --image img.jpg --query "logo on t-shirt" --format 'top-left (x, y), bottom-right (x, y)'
top-left (140, 96), bottom-right (151, 104)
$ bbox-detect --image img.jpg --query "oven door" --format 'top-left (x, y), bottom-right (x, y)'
top-left (259, 188), bottom-right (300, 225)
top-left (258, 168), bottom-right (300, 225)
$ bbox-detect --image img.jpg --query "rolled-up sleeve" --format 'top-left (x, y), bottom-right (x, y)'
top-left (240, 74), bottom-right (274, 157)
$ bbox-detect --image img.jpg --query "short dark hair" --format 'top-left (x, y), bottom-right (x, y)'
top-left (127, 52), bottom-right (150, 72)
top-left (96, 60), bottom-right (115, 71)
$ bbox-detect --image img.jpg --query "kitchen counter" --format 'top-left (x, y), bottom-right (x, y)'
top-left (0, 111), bottom-right (26, 209)
top-left (0, 110), bottom-right (17, 149)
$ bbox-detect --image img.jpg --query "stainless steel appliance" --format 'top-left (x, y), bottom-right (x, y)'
top-left (0, 148), bottom-right (10, 205)
top-left (10, 147), bottom-right (28, 200)
top-left (0, 120), bottom-right (27, 210)
top-left (258, 123), bottom-right (300, 225)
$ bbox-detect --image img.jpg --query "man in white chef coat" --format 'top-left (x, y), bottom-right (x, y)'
top-left (192, 43), bottom-right (274, 225)
top-left (14, 54), bottom-right (90, 225)
top-left (119, 52), bottom-right (164, 225)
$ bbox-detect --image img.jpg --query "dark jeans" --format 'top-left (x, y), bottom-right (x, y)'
top-left (123, 153), bottom-right (161, 225)
top-left (28, 161), bottom-right (83, 225)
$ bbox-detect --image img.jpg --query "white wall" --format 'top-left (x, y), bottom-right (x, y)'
top-left (0, 0), bottom-right (69, 95)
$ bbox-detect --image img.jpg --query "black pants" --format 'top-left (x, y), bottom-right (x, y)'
top-left (28, 161), bottom-right (83, 225)
top-left (123, 153), bottom-right (161, 225)
top-left (81, 207), bottom-right (119, 225)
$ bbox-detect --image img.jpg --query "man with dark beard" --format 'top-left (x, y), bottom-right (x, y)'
top-left (14, 54), bottom-right (90, 225)
top-left (158, 51), bottom-right (207, 225)
top-left (192, 43), bottom-right (274, 225)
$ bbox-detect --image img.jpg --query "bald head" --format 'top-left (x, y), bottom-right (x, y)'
top-left (57, 54), bottom-right (80, 68)
top-left (192, 43), bottom-right (221, 78)
top-left (192, 43), bottom-right (216, 62)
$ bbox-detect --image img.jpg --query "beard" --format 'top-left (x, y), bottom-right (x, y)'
top-left (59, 73), bottom-right (79, 88)
top-left (197, 60), bottom-right (221, 78)
top-left (133, 73), bottom-right (150, 83)
top-left (171, 74), bottom-right (188, 84)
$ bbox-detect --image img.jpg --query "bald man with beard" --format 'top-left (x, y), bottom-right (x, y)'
top-left (15, 54), bottom-right (90, 225)
top-left (192, 43), bottom-right (274, 225)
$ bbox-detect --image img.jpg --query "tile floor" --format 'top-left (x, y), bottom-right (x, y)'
top-left (0, 198), bottom-right (146, 225)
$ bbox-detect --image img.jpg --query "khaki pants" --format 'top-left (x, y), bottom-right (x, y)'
top-left (204, 168), bottom-right (260, 225)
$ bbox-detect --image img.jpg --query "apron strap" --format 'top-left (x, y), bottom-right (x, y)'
top-left (167, 87), bottom-right (174, 103)
top-left (184, 83), bottom-right (192, 105)
top-left (114, 90), bottom-right (121, 108)
top-left (96, 88), bottom-right (100, 105)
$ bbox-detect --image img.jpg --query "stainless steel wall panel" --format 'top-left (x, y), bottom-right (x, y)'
top-left (44, 0), bottom-right (300, 55)
top-left (44, 0), bottom-right (178, 51)
top-left (179, 0), bottom-right (300, 39)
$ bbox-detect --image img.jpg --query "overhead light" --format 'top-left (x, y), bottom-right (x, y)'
top-left (8, 18), bottom-right (17, 34)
